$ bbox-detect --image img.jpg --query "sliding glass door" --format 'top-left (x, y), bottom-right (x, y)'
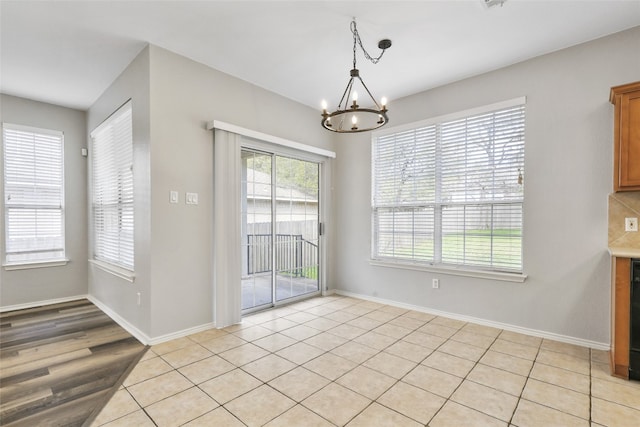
top-left (241, 149), bottom-right (320, 312)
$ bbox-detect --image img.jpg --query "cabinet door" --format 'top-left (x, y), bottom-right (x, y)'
top-left (618, 90), bottom-right (640, 190)
top-left (612, 257), bottom-right (630, 379)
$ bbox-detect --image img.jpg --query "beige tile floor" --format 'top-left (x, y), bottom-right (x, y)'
top-left (92, 295), bottom-right (640, 427)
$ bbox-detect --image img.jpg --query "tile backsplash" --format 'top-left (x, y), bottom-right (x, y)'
top-left (609, 192), bottom-right (640, 248)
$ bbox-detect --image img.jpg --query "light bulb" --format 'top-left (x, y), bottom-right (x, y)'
top-left (352, 115), bottom-right (358, 124)
top-left (321, 100), bottom-right (328, 111)
top-left (381, 97), bottom-right (387, 107)
top-left (352, 91), bottom-right (358, 101)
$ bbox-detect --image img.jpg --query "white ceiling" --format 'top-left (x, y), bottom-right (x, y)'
top-left (1, 1), bottom-right (639, 111)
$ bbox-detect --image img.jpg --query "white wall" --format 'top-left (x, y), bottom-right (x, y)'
top-left (146, 45), bottom-right (332, 338)
top-left (332, 26), bottom-right (640, 346)
top-left (87, 46), bottom-right (152, 337)
top-left (0, 94), bottom-right (88, 307)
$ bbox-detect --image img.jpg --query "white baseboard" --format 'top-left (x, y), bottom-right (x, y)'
top-left (2, 293), bottom-right (218, 347)
top-left (146, 322), bottom-right (217, 346)
top-left (0, 294), bottom-right (88, 312)
top-left (87, 296), bottom-right (152, 345)
top-left (88, 295), bottom-right (216, 346)
top-left (334, 289), bottom-right (610, 351)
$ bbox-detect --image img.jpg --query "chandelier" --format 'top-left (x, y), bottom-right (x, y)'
top-left (321, 19), bottom-right (392, 133)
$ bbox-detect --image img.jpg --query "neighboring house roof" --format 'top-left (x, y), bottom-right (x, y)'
top-left (246, 168), bottom-right (317, 203)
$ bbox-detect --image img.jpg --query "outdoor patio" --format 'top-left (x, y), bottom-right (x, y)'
top-left (242, 273), bottom-right (319, 310)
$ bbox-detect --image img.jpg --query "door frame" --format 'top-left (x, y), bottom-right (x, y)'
top-left (240, 137), bottom-right (330, 314)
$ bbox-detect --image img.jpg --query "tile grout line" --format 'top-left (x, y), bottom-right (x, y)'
top-left (326, 307), bottom-right (437, 425)
top-left (427, 325), bottom-right (506, 426)
top-left (141, 406), bottom-right (159, 427)
top-left (297, 309), bottom-right (408, 426)
top-left (419, 323), bottom-right (472, 425)
top-left (273, 298), bottom-right (381, 426)
top-left (269, 304), bottom-right (427, 425)
top-left (205, 298), bottom-right (386, 426)
top-left (506, 336), bottom-right (543, 426)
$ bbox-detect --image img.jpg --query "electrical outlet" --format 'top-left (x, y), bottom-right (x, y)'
top-left (432, 278), bottom-right (440, 289)
top-left (625, 217), bottom-right (638, 232)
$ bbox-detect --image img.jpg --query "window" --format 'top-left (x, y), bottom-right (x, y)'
top-left (3, 124), bottom-right (65, 264)
top-left (372, 99), bottom-right (525, 273)
top-left (91, 101), bottom-right (134, 271)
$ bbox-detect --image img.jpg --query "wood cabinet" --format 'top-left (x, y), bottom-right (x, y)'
top-left (610, 81), bottom-right (640, 192)
top-left (611, 256), bottom-right (631, 379)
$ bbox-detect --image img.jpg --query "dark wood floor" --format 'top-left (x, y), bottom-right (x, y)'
top-left (0, 299), bottom-right (147, 427)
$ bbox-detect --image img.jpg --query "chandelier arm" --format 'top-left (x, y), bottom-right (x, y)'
top-left (337, 77), bottom-right (355, 111)
top-left (356, 76), bottom-right (382, 110)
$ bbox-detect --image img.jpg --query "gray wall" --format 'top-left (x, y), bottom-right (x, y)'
top-left (147, 45), bottom-right (331, 338)
top-left (87, 46), bottom-right (152, 336)
top-left (0, 94), bottom-right (88, 307)
top-left (86, 45), bottom-right (331, 339)
top-left (331, 26), bottom-right (640, 345)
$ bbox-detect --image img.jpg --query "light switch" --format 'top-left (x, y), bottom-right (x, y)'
top-left (186, 192), bottom-right (199, 205)
top-left (170, 191), bottom-right (179, 204)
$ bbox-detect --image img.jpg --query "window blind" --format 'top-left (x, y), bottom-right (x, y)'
top-left (372, 102), bottom-right (525, 272)
top-left (3, 124), bottom-right (65, 263)
top-left (91, 101), bottom-right (134, 270)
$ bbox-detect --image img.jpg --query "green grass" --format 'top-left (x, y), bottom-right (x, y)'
top-left (381, 229), bottom-right (522, 270)
top-left (279, 266), bottom-right (318, 279)
top-left (301, 266), bottom-right (318, 279)
top-left (442, 231), bottom-right (521, 269)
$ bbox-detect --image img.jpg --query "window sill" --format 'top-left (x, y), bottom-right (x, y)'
top-left (3, 259), bottom-right (70, 271)
top-left (369, 259), bottom-right (527, 283)
top-left (89, 259), bottom-right (135, 283)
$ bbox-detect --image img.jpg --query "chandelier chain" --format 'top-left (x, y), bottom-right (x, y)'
top-left (351, 20), bottom-right (386, 66)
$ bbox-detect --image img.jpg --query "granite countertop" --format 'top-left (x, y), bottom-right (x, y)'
top-left (608, 247), bottom-right (640, 258)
